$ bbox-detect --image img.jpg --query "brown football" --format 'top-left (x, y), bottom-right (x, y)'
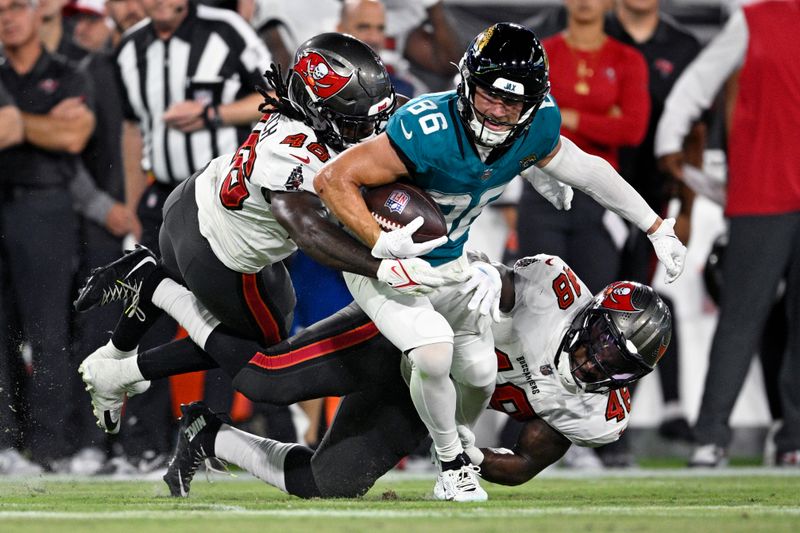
top-left (362, 182), bottom-right (447, 243)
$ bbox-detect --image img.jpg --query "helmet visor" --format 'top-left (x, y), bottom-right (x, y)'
top-left (570, 312), bottom-right (651, 393)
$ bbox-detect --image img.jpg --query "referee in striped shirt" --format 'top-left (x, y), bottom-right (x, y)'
top-left (116, 0), bottom-right (271, 253)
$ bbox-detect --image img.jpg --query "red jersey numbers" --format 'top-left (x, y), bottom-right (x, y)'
top-left (490, 383), bottom-right (535, 422)
top-left (280, 133), bottom-right (307, 148)
top-left (281, 133), bottom-right (331, 163)
top-left (552, 266), bottom-right (582, 310)
top-left (220, 127), bottom-right (262, 210)
top-left (307, 142), bottom-right (330, 163)
top-left (605, 387), bottom-right (632, 422)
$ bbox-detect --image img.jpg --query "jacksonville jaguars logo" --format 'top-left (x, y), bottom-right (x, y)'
top-left (293, 52), bottom-right (351, 99)
top-left (599, 282), bottom-right (641, 313)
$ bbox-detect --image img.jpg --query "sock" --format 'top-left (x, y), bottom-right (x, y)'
top-left (110, 268), bottom-right (168, 351)
top-left (118, 356), bottom-right (145, 385)
top-left (214, 424), bottom-right (303, 494)
top-left (151, 278), bottom-right (220, 349)
top-left (440, 452), bottom-right (470, 471)
top-left (137, 337), bottom-right (218, 380)
top-left (407, 343), bottom-right (462, 463)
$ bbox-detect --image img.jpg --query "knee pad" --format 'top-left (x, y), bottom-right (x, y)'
top-left (408, 342), bottom-right (454, 379)
top-left (451, 347), bottom-right (498, 389)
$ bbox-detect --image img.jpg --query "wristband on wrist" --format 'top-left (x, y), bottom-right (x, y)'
top-left (203, 103), bottom-right (222, 129)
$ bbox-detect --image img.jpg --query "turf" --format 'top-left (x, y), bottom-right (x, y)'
top-left (1, 471), bottom-right (798, 532)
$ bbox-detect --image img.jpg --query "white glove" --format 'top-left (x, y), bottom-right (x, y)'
top-left (371, 216), bottom-right (448, 259)
top-left (647, 217), bottom-right (687, 283)
top-left (459, 261), bottom-right (502, 322)
top-left (377, 257), bottom-right (464, 294)
top-left (528, 168), bottom-right (573, 210)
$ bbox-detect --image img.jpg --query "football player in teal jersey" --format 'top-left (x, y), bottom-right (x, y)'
top-left (315, 22), bottom-right (686, 501)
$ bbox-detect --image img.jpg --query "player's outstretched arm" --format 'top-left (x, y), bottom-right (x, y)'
top-left (478, 417), bottom-right (570, 486)
top-left (536, 137), bottom-right (687, 283)
top-left (271, 190), bottom-right (381, 278)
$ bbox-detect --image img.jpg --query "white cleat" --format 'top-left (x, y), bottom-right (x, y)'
top-left (433, 464), bottom-right (488, 502)
top-left (79, 354), bottom-right (149, 435)
top-left (82, 340), bottom-right (150, 395)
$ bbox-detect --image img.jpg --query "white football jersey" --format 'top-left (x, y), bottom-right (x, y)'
top-left (195, 113), bottom-right (338, 273)
top-left (489, 254), bottom-right (632, 447)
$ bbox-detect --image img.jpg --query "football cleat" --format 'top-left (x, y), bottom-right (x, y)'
top-left (78, 354), bottom-right (149, 435)
top-left (164, 402), bottom-right (224, 498)
top-left (688, 443), bottom-right (728, 468)
top-left (82, 340), bottom-right (150, 396)
top-left (74, 245), bottom-right (157, 320)
top-left (432, 454), bottom-right (488, 502)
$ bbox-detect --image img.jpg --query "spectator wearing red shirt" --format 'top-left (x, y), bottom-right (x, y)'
top-left (516, 0), bottom-right (650, 295)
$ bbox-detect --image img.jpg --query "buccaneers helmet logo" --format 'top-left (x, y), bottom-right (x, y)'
top-left (599, 282), bottom-right (640, 313)
top-left (293, 52), bottom-right (351, 99)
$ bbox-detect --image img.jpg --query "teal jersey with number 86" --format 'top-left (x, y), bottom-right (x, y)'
top-left (385, 91), bottom-right (561, 266)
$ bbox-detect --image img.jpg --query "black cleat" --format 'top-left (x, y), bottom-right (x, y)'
top-left (163, 402), bottom-right (224, 498)
top-left (74, 245), bottom-right (158, 319)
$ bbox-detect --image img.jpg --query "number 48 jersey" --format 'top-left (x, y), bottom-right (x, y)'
top-left (489, 255), bottom-right (632, 447)
top-left (195, 113), bottom-right (337, 274)
top-left (385, 91), bottom-right (561, 267)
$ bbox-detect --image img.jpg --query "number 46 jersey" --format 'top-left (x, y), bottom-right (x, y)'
top-left (195, 113), bottom-right (337, 274)
top-left (489, 255), bottom-right (632, 447)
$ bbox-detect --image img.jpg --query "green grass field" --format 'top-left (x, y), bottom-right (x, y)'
top-left (1, 471), bottom-right (798, 532)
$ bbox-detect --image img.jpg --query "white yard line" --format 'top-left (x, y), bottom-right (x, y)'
top-left (1, 505), bottom-right (799, 520)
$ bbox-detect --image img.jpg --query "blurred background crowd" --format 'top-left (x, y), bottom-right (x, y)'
top-left (0, 0), bottom-right (797, 476)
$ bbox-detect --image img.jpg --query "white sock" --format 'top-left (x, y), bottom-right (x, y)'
top-left (214, 424), bottom-right (299, 493)
top-left (408, 343), bottom-right (462, 463)
top-left (118, 356), bottom-right (145, 384)
top-left (151, 278), bottom-right (220, 348)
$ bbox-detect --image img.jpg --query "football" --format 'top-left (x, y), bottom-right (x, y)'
top-left (362, 182), bottom-right (447, 243)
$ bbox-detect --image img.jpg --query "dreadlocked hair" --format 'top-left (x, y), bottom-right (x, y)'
top-left (256, 63), bottom-right (305, 122)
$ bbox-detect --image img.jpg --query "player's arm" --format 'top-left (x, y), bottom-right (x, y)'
top-left (536, 137), bottom-right (686, 283)
top-left (271, 190), bottom-right (380, 277)
top-left (314, 132), bottom-right (408, 248)
top-left (478, 417), bottom-right (570, 486)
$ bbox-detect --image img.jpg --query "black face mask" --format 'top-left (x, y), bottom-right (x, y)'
top-left (569, 312), bottom-right (650, 393)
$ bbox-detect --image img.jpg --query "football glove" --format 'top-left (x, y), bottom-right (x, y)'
top-left (460, 261), bottom-right (502, 322)
top-left (371, 216), bottom-right (448, 259)
top-left (377, 257), bottom-right (463, 294)
top-left (647, 217), bottom-right (687, 283)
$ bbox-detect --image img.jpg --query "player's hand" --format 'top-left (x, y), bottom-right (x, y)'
top-left (530, 170), bottom-right (573, 210)
top-left (377, 257), bottom-right (459, 294)
top-left (460, 261), bottom-right (502, 322)
top-left (647, 217), bottom-right (687, 283)
top-left (371, 216), bottom-right (448, 259)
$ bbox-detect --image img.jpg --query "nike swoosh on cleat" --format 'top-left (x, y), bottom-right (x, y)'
top-left (125, 256), bottom-right (156, 279)
top-left (104, 411), bottom-right (118, 432)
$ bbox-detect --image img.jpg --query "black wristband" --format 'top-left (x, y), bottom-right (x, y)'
top-left (203, 103), bottom-right (222, 129)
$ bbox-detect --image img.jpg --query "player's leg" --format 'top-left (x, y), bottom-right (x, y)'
top-left (310, 380), bottom-right (428, 497)
top-left (344, 268), bottom-right (487, 501)
top-left (159, 174), bottom-right (294, 346)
